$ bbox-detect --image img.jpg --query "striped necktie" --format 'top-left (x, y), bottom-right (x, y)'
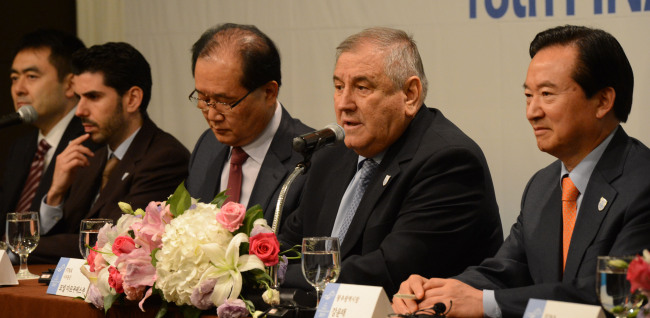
top-left (16, 139), bottom-right (51, 212)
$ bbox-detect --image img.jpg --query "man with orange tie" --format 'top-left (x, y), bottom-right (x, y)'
top-left (185, 23), bottom-right (311, 222)
top-left (393, 25), bottom-right (650, 318)
top-left (31, 42), bottom-right (189, 264)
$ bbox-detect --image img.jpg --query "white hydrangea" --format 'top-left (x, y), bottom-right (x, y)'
top-left (155, 203), bottom-right (233, 306)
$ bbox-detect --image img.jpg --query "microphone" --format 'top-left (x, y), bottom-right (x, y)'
top-left (292, 123), bottom-right (344, 154)
top-left (0, 105), bottom-right (38, 129)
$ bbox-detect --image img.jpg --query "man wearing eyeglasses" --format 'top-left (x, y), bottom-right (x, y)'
top-left (186, 23), bottom-right (312, 224)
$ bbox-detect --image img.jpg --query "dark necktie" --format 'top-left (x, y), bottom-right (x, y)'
top-left (16, 139), bottom-right (51, 212)
top-left (224, 147), bottom-right (249, 204)
top-left (101, 155), bottom-right (120, 190)
top-left (562, 176), bottom-right (579, 271)
top-left (336, 159), bottom-right (379, 243)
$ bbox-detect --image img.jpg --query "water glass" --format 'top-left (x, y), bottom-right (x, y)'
top-left (301, 237), bottom-right (341, 307)
top-left (596, 255), bottom-right (645, 317)
top-left (79, 218), bottom-right (113, 260)
top-left (6, 212), bottom-right (40, 279)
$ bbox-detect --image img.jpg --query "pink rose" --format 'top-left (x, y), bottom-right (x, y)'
top-left (216, 202), bottom-right (246, 232)
top-left (93, 253), bottom-right (107, 272)
top-left (249, 233), bottom-right (280, 266)
top-left (112, 236), bottom-right (136, 256)
top-left (108, 266), bottom-right (124, 294)
top-left (628, 255), bottom-right (650, 292)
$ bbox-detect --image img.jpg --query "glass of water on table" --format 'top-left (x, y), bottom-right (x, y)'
top-left (79, 218), bottom-right (113, 260)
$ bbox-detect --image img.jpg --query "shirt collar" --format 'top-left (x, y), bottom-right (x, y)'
top-left (108, 127), bottom-right (141, 160)
top-left (560, 126), bottom-right (618, 193)
top-left (236, 100), bottom-right (281, 165)
top-left (357, 151), bottom-right (385, 170)
top-left (39, 107), bottom-right (76, 146)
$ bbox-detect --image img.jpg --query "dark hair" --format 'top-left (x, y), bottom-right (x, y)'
top-left (72, 42), bottom-right (152, 113)
top-left (529, 25), bottom-right (633, 122)
top-left (13, 29), bottom-right (86, 82)
top-left (191, 23), bottom-right (281, 90)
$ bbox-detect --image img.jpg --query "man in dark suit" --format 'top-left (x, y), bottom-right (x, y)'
top-left (185, 23), bottom-right (311, 224)
top-left (279, 27), bottom-right (503, 296)
top-left (31, 42), bottom-right (189, 264)
top-left (393, 25), bottom-right (650, 318)
top-left (0, 30), bottom-right (98, 239)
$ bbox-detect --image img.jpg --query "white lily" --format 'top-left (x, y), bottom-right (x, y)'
top-left (200, 233), bottom-right (265, 307)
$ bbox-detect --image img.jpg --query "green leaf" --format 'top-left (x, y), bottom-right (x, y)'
top-left (154, 301), bottom-right (168, 318)
top-left (211, 190), bottom-right (228, 207)
top-left (167, 182), bottom-right (192, 217)
top-left (243, 298), bottom-right (256, 315)
top-left (608, 259), bottom-right (629, 269)
top-left (151, 247), bottom-right (160, 267)
top-left (103, 293), bottom-right (121, 314)
top-left (234, 204), bottom-right (263, 236)
top-left (180, 305), bottom-right (202, 318)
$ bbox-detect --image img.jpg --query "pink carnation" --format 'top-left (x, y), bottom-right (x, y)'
top-left (628, 255), bottom-right (650, 293)
top-left (112, 236), bottom-right (136, 256)
top-left (93, 252), bottom-right (108, 273)
top-left (87, 242), bottom-right (99, 272)
top-left (216, 202), bottom-right (246, 232)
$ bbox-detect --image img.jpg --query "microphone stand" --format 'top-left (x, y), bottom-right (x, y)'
top-left (269, 154), bottom-right (311, 289)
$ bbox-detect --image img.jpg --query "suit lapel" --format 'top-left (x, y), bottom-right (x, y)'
top-left (89, 118), bottom-right (154, 217)
top-left (316, 149), bottom-right (358, 237)
top-left (563, 128), bottom-right (626, 280)
top-left (339, 107), bottom-right (431, 257)
top-left (529, 179), bottom-right (564, 282)
top-left (205, 146), bottom-right (228, 201)
top-left (249, 107), bottom-right (294, 213)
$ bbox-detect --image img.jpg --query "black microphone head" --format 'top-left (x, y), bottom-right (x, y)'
top-left (17, 105), bottom-right (38, 124)
top-left (325, 123), bottom-right (345, 143)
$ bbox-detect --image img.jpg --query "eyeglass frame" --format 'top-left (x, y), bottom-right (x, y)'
top-left (188, 87), bottom-right (256, 113)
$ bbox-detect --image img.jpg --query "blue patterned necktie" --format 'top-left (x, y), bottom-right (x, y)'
top-left (337, 159), bottom-right (379, 243)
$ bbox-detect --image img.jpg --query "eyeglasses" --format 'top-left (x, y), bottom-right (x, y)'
top-left (188, 88), bottom-right (255, 113)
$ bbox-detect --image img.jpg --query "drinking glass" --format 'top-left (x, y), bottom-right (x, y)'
top-left (5, 212), bottom-right (40, 279)
top-left (301, 237), bottom-right (341, 307)
top-left (79, 218), bottom-right (113, 260)
top-left (596, 255), bottom-right (645, 317)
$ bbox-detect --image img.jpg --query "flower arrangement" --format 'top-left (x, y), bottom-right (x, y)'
top-left (628, 249), bottom-right (650, 317)
top-left (82, 183), bottom-right (290, 318)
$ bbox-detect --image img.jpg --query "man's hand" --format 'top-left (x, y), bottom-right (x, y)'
top-left (418, 278), bottom-right (484, 318)
top-left (392, 274), bottom-right (428, 314)
top-left (47, 134), bottom-right (94, 205)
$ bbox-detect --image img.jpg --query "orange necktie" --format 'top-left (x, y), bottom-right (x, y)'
top-left (561, 176), bottom-right (579, 271)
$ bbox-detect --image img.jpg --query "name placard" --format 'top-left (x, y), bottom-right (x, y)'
top-left (46, 258), bottom-right (90, 298)
top-left (0, 250), bottom-right (18, 286)
top-left (524, 298), bottom-right (605, 318)
top-left (315, 283), bottom-right (392, 318)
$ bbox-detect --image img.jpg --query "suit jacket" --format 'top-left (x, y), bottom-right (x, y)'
top-left (455, 127), bottom-right (650, 318)
top-left (280, 106), bottom-right (504, 296)
top-left (185, 106), bottom-right (312, 224)
top-left (31, 116), bottom-right (190, 264)
top-left (0, 116), bottom-right (99, 237)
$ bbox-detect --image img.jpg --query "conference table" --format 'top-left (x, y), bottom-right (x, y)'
top-left (0, 264), bottom-right (218, 318)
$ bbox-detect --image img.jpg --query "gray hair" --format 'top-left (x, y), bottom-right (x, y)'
top-left (336, 27), bottom-right (428, 103)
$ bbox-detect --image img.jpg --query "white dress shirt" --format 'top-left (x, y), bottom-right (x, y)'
top-left (219, 101), bottom-right (282, 207)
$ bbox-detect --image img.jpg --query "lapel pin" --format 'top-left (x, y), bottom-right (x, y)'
top-left (122, 172), bottom-right (129, 181)
top-left (598, 197), bottom-right (607, 211)
top-left (383, 175), bottom-right (391, 186)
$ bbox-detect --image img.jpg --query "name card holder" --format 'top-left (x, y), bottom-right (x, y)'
top-left (316, 283), bottom-right (393, 318)
top-left (46, 257), bottom-right (90, 298)
top-left (524, 298), bottom-right (605, 318)
top-left (0, 250), bottom-right (18, 286)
